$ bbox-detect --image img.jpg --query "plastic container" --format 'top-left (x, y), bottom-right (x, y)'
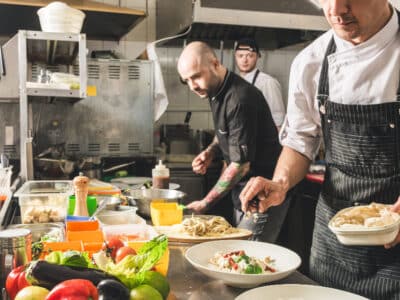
top-left (151, 202), bottom-right (183, 226)
top-left (15, 180), bottom-right (73, 224)
top-left (66, 220), bottom-right (99, 231)
top-left (68, 195), bottom-right (97, 216)
top-left (152, 160), bottom-right (170, 189)
top-left (95, 206), bottom-right (138, 225)
top-left (66, 230), bottom-right (103, 243)
top-left (37, 2), bottom-right (85, 34)
top-left (102, 223), bottom-right (158, 243)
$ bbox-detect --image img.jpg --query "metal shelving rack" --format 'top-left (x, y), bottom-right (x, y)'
top-left (0, 30), bottom-right (87, 181)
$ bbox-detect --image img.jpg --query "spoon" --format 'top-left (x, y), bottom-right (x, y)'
top-left (89, 199), bottom-right (108, 221)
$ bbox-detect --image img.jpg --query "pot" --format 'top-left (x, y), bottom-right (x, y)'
top-left (129, 188), bottom-right (186, 217)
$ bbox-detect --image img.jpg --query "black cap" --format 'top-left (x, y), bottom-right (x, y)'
top-left (235, 38), bottom-right (260, 54)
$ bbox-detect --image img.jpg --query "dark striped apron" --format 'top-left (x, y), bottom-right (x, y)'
top-left (309, 33), bottom-right (400, 300)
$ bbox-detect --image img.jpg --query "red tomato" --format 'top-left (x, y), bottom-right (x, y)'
top-left (5, 265), bottom-right (30, 300)
top-left (102, 238), bottom-right (124, 260)
top-left (115, 246), bottom-right (137, 263)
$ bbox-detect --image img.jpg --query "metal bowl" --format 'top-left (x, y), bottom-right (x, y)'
top-left (129, 188), bottom-right (186, 217)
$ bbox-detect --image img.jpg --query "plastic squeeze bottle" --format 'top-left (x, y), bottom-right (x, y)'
top-left (73, 172), bottom-right (89, 216)
top-left (152, 160), bottom-right (170, 189)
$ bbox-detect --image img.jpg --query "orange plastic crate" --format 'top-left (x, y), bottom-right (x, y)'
top-left (66, 220), bottom-right (99, 231)
top-left (66, 230), bottom-right (104, 243)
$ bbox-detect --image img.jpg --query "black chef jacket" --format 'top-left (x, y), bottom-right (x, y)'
top-left (209, 71), bottom-right (282, 210)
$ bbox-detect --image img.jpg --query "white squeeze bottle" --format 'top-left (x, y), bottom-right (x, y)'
top-left (152, 160), bottom-right (170, 189)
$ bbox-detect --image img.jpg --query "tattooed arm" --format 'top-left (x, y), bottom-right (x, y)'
top-left (186, 161), bottom-right (250, 213)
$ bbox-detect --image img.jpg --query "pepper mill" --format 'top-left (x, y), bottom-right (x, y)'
top-left (73, 172), bottom-right (89, 216)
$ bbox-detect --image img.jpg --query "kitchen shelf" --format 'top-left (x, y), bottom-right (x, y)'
top-left (0, 30), bottom-right (87, 180)
top-left (0, 0), bottom-right (146, 41)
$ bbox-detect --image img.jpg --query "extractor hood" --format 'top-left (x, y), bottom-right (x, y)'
top-left (0, 0), bottom-right (146, 40)
top-left (157, 0), bottom-right (330, 49)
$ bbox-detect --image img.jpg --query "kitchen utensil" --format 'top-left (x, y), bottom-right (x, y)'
top-left (0, 228), bottom-right (32, 289)
top-left (185, 240), bottom-right (301, 288)
top-left (88, 197), bottom-right (109, 221)
top-left (236, 284), bottom-right (368, 300)
top-left (129, 188), bottom-right (186, 217)
top-left (73, 173), bottom-right (89, 217)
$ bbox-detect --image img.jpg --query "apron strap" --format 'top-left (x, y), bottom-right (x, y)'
top-left (317, 37), bottom-right (336, 107)
top-left (251, 69), bottom-right (260, 86)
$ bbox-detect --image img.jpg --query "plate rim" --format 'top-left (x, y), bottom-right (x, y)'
top-left (185, 239), bottom-right (302, 277)
top-left (235, 283), bottom-right (369, 300)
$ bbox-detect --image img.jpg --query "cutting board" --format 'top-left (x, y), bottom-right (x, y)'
top-left (154, 225), bottom-right (253, 243)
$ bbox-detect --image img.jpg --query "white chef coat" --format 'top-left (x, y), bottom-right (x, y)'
top-left (243, 69), bottom-right (286, 127)
top-left (280, 10), bottom-right (400, 160)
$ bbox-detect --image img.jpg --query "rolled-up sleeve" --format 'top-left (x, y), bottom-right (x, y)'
top-left (227, 103), bottom-right (256, 163)
top-left (279, 51), bottom-right (323, 161)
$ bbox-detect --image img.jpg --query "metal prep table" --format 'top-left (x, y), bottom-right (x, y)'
top-left (167, 243), bottom-right (317, 300)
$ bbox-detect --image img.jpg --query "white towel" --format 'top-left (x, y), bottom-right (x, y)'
top-left (146, 42), bottom-right (169, 121)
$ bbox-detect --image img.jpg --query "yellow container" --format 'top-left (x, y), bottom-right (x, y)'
top-left (150, 202), bottom-right (183, 226)
top-left (127, 241), bottom-right (170, 276)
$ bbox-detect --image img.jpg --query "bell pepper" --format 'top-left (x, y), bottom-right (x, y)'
top-left (5, 265), bottom-right (30, 300)
top-left (45, 279), bottom-right (98, 300)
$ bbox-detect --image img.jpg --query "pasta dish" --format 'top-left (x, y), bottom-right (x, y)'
top-left (331, 202), bottom-right (400, 228)
top-left (180, 215), bottom-right (239, 236)
top-left (209, 250), bottom-right (276, 274)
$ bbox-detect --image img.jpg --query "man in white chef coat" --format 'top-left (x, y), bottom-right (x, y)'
top-left (239, 0), bottom-right (400, 299)
top-left (235, 38), bottom-right (286, 131)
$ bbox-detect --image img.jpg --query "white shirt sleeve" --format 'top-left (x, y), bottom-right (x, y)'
top-left (257, 75), bottom-right (286, 127)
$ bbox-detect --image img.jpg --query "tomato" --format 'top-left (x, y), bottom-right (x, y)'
top-left (102, 238), bottom-right (124, 260)
top-left (115, 246), bottom-right (137, 263)
top-left (5, 265), bottom-right (30, 300)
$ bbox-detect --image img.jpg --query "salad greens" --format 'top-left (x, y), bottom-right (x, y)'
top-left (93, 235), bottom-right (168, 289)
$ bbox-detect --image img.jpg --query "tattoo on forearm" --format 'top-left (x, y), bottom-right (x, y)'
top-left (204, 162), bottom-right (249, 204)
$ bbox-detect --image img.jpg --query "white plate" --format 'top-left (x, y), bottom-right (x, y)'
top-left (236, 284), bottom-right (368, 300)
top-left (185, 240), bottom-right (301, 288)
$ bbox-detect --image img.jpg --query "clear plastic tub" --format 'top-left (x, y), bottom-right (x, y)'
top-left (15, 180), bottom-right (73, 224)
top-left (102, 223), bottom-right (157, 243)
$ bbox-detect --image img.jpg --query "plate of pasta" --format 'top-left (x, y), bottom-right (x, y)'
top-left (154, 215), bottom-right (252, 243)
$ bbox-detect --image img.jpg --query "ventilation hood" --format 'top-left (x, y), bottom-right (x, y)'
top-left (157, 0), bottom-right (330, 49)
top-left (0, 0), bottom-right (146, 40)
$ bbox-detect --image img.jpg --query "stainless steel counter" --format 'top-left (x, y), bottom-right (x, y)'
top-left (167, 243), bottom-right (317, 300)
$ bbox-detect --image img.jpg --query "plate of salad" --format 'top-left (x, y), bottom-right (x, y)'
top-left (185, 240), bottom-right (301, 288)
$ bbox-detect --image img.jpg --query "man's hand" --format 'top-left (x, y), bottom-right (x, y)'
top-left (239, 176), bottom-right (289, 213)
top-left (384, 196), bottom-right (400, 249)
top-left (192, 150), bottom-right (213, 175)
top-left (186, 199), bottom-right (208, 214)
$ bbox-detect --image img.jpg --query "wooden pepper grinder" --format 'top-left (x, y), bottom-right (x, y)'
top-left (73, 172), bottom-right (89, 216)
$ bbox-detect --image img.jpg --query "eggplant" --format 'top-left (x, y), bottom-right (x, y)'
top-left (26, 260), bottom-right (119, 290)
top-left (97, 279), bottom-right (130, 300)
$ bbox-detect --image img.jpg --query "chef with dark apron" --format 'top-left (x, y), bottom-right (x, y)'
top-left (239, 1), bottom-right (400, 299)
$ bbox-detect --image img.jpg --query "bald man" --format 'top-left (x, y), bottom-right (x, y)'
top-left (177, 42), bottom-right (287, 242)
